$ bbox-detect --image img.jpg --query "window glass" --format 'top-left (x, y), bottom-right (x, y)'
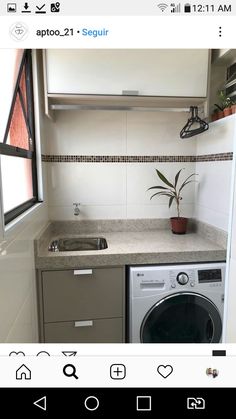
top-left (6, 91), bottom-right (30, 150)
top-left (19, 67), bottom-right (28, 113)
top-left (0, 49), bottom-right (24, 143)
top-left (1, 155), bottom-right (33, 213)
top-left (0, 49), bottom-right (38, 224)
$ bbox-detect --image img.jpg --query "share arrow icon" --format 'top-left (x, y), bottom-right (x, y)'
top-left (62, 351), bottom-right (77, 356)
top-left (33, 396), bottom-right (46, 411)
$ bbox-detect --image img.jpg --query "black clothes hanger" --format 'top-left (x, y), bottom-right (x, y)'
top-left (180, 106), bottom-right (209, 139)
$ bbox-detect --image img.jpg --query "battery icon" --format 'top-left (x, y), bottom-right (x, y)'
top-left (184, 3), bottom-right (191, 12)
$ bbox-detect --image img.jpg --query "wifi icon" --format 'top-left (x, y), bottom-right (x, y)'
top-left (158, 3), bottom-right (168, 12)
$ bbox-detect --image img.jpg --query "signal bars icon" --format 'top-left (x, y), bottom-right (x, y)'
top-left (157, 3), bottom-right (168, 12)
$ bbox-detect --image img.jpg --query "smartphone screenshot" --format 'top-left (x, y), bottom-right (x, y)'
top-left (0, 0), bottom-right (236, 415)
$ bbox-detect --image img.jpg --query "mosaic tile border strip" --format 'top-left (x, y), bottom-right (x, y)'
top-left (41, 152), bottom-right (233, 163)
top-left (195, 153), bottom-right (233, 161)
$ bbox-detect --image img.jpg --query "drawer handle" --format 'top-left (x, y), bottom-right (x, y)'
top-left (73, 269), bottom-right (93, 276)
top-left (74, 320), bottom-right (93, 327)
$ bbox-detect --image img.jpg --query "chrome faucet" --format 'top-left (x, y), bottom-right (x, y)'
top-left (48, 240), bottom-right (59, 252)
top-left (73, 203), bottom-right (81, 216)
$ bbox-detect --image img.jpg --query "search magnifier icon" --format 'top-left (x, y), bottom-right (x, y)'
top-left (63, 364), bottom-right (78, 379)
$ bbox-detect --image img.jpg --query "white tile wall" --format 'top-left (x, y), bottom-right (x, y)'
top-left (127, 112), bottom-right (196, 155)
top-left (127, 204), bottom-right (194, 219)
top-left (46, 111), bottom-right (197, 220)
top-left (49, 205), bottom-right (127, 220)
top-left (194, 116), bottom-right (236, 231)
top-left (46, 161), bottom-right (196, 220)
top-left (127, 163), bottom-right (195, 206)
top-left (46, 110), bottom-right (196, 157)
top-left (47, 163), bottom-right (127, 205)
top-left (45, 112), bottom-right (236, 229)
top-left (196, 115), bottom-right (235, 155)
top-left (194, 162), bottom-right (233, 231)
top-left (46, 111), bottom-right (126, 156)
top-left (127, 163), bottom-right (195, 218)
top-left (0, 204), bottom-right (48, 342)
top-left (47, 161), bottom-right (127, 219)
top-left (6, 287), bottom-right (38, 342)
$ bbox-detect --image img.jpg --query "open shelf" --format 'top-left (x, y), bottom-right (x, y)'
top-left (47, 93), bottom-right (207, 113)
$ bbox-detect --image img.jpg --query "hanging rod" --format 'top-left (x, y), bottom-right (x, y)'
top-left (47, 94), bottom-right (206, 114)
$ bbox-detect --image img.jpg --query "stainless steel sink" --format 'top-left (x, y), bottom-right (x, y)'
top-left (48, 237), bottom-right (108, 252)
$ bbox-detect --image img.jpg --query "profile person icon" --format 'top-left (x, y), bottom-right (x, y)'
top-left (206, 368), bottom-right (219, 378)
top-left (206, 368), bottom-right (213, 376)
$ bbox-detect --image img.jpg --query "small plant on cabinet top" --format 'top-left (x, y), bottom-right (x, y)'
top-left (147, 168), bottom-right (198, 234)
top-left (212, 90), bottom-right (235, 121)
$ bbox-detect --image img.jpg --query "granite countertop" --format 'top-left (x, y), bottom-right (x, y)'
top-left (35, 220), bottom-right (227, 270)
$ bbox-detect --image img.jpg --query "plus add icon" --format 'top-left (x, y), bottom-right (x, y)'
top-left (110, 364), bottom-right (126, 380)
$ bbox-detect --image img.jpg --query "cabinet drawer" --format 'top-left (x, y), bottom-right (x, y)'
top-left (42, 268), bottom-right (123, 322)
top-left (44, 318), bottom-right (123, 343)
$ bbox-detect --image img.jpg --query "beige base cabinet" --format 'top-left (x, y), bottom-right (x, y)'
top-left (38, 267), bottom-right (125, 343)
top-left (44, 318), bottom-right (123, 343)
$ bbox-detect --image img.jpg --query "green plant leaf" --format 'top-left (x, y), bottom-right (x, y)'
top-left (214, 103), bottom-right (223, 112)
top-left (174, 169), bottom-right (183, 187)
top-left (153, 191), bottom-right (175, 196)
top-left (183, 173), bottom-right (198, 183)
top-left (169, 196), bottom-right (174, 208)
top-left (150, 192), bottom-right (174, 200)
top-left (179, 180), bottom-right (197, 194)
top-left (178, 173), bottom-right (198, 193)
top-left (155, 169), bottom-right (174, 188)
top-left (147, 186), bottom-right (169, 191)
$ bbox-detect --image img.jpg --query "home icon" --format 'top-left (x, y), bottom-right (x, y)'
top-left (16, 364), bottom-right (31, 380)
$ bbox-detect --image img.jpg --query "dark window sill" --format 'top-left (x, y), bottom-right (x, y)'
top-left (4, 199), bottom-right (42, 225)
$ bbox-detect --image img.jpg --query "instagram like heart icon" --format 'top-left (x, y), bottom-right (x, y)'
top-left (157, 365), bottom-right (173, 378)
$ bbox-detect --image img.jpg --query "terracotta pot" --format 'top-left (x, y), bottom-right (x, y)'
top-left (211, 113), bottom-right (219, 122)
top-left (231, 104), bottom-right (236, 114)
top-left (170, 217), bottom-right (188, 234)
top-left (223, 107), bottom-right (232, 117)
top-left (217, 110), bottom-right (224, 120)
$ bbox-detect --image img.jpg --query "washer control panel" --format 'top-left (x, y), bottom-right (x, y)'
top-left (170, 269), bottom-right (196, 289)
top-left (130, 263), bottom-right (225, 297)
top-left (169, 266), bottom-right (225, 290)
top-left (177, 272), bottom-right (189, 285)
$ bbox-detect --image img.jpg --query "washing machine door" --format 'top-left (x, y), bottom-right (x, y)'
top-left (140, 292), bottom-right (222, 343)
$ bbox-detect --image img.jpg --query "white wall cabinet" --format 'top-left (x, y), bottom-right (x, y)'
top-left (45, 49), bottom-right (209, 98)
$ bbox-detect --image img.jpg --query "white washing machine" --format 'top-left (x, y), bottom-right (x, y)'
top-left (128, 262), bottom-right (225, 343)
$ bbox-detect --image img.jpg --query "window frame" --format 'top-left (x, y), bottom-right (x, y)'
top-left (0, 49), bottom-right (39, 225)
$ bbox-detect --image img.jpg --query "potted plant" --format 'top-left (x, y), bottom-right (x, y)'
top-left (214, 90), bottom-right (232, 119)
top-left (213, 104), bottom-right (224, 120)
top-left (147, 168), bottom-right (197, 234)
top-left (211, 107), bottom-right (219, 122)
top-left (231, 100), bottom-right (236, 114)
